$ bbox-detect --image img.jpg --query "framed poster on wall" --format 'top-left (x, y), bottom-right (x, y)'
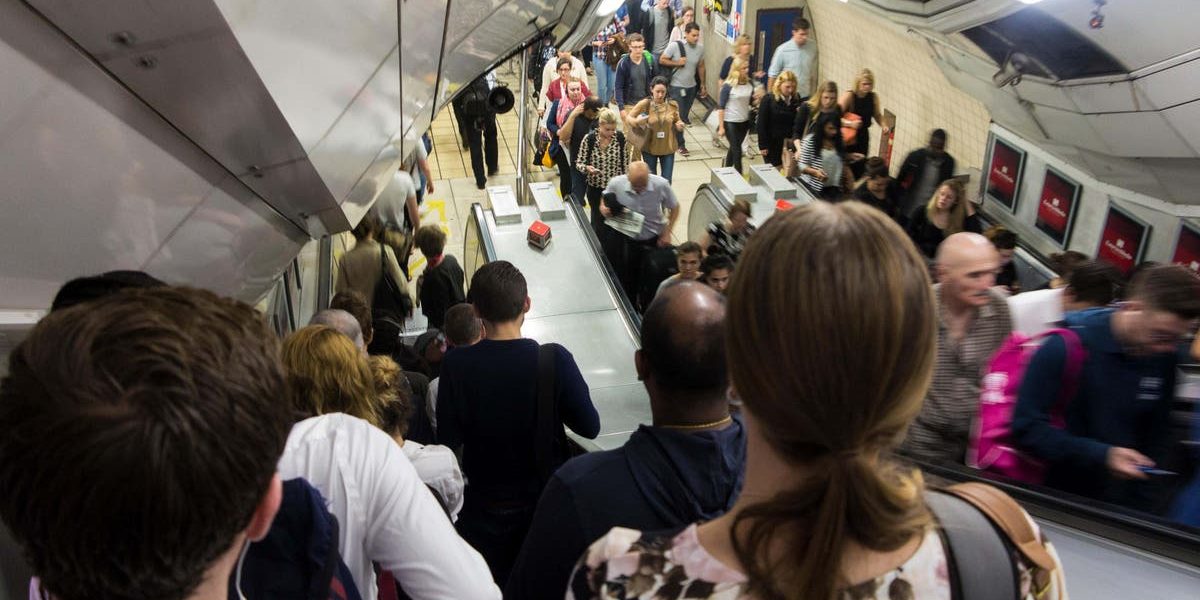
top-left (1171, 221), bottom-right (1200, 274)
top-left (1096, 202), bottom-right (1151, 276)
top-left (984, 137), bottom-right (1025, 212)
top-left (1034, 168), bottom-right (1081, 248)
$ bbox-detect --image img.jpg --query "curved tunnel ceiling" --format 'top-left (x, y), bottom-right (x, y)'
top-left (853, 0), bottom-right (1200, 206)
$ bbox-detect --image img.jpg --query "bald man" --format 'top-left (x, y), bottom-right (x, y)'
top-left (901, 232), bottom-right (1012, 464)
top-left (309, 308), bottom-right (365, 351)
top-left (600, 160), bottom-right (680, 308)
top-left (507, 281), bottom-right (744, 599)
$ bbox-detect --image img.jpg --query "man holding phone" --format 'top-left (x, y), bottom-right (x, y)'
top-left (1013, 265), bottom-right (1200, 511)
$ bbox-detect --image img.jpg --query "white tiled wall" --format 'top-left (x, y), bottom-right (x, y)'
top-left (798, 0), bottom-right (993, 175)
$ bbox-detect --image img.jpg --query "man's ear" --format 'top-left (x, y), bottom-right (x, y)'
top-left (523, 296), bottom-right (532, 314)
top-left (634, 349), bottom-right (647, 382)
top-left (245, 474), bottom-right (284, 542)
top-left (935, 264), bottom-right (949, 285)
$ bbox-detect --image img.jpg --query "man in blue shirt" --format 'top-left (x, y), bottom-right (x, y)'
top-left (506, 280), bottom-right (744, 599)
top-left (437, 260), bottom-right (600, 585)
top-left (600, 161), bottom-right (680, 309)
top-left (1013, 265), bottom-right (1200, 510)
top-left (767, 17), bottom-right (814, 99)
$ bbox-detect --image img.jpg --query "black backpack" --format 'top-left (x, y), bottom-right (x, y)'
top-left (657, 40), bottom-right (686, 80)
top-left (460, 78), bottom-right (492, 118)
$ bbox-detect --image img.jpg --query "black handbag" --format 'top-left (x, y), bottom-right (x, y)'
top-left (372, 244), bottom-right (413, 322)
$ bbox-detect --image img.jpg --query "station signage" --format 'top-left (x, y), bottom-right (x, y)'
top-left (1171, 222), bottom-right (1200, 274)
top-left (1034, 168), bottom-right (1080, 248)
top-left (1096, 203), bottom-right (1151, 276)
top-left (985, 137), bottom-right (1025, 211)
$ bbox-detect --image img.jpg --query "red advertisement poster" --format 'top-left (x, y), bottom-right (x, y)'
top-left (1034, 169), bottom-right (1080, 247)
top-left (1097, 204), bottom-right (1150, 276)
top-left (985, 138), bottom-right (1024, 211)
top-left (1171, 223), bottom-right (1200, 274)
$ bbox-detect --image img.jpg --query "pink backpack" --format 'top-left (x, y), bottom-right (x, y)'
top-left (968, 328), bottom-right (1086, 484)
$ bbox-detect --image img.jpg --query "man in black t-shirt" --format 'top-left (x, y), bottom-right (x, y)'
top-left (558, 96), bottom-right (603, 204)
top-left (414, 225), bottom-right (465, 330)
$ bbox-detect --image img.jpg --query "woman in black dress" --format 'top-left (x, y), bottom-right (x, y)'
top-left (840, 68), bottom-right (889, 179)
top-left (755, 70), bottom-right (802, 167)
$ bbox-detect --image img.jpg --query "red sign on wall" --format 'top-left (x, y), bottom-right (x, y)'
top-left (1097, 204), bottom-right (1151, 276)
top-left (1171, 223), bottom-right (1200, 274)
top-left (1034, 169), bottom-right (1080, 247)
top-left (985, 138), bottom-right (1024, 211)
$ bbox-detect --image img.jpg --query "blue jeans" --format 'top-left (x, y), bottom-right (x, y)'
top-left (642, 151), bottom-right (676, 183)
top-left (592, 56), bottom-right (616, 104)
top-left (668, 85), bottom-right (697, 148)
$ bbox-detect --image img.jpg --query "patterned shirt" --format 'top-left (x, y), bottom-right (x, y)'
top-left (592, 17), bottom-right (626, 62)
top-left (576, 130), bottom-right (628, 189)
top-left (568, 523), bottom-right (1062, 600)
top-left (902, 285), bottom-right (1013, 464)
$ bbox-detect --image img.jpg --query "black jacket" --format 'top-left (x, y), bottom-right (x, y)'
top-left (506, 416), bottom-right (746, 600)
top-left (896, 148), bottom-right (956, 206)
top-left (756, 92), bottom-right (802, 147)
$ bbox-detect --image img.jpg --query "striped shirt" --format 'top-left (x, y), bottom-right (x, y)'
top-left (902, 285), bottom-right (1013, 464)
top-left (798, 133), bottom-right (845, 196)
top-left (592, 18), bottom-right (626, 62)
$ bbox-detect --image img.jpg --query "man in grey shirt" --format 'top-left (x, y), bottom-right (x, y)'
top-left (659, 22), bottom-right (706, 156)
top-left (767, 17), bottom-right (814, 99)
top-left (600, 161), bottom-right (680, 307)
top-left (644, 0), bottom-right (674, 57)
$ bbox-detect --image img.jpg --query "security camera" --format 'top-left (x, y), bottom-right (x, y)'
top-left (1089, 13), bottom-right (1104, 28)
top-left (992, 52), bottom-right (1030, 88)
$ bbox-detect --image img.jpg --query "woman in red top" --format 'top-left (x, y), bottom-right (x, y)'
top-left (546, 57), bottom-right (591, 104)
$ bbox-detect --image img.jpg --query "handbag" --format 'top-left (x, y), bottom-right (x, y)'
top-left (539, 141), bottom-right (555, 168)
top-left (372, 244), bottom-right (412, 323)
top-left (781, 137), bottom-right (798, 178)
top-left (842, 112), bottom-right (862, 145)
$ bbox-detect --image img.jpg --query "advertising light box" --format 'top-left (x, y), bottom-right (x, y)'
top-left (1171, 222), bottom-right (1200, 274)
top-left (1034, 168), bottom-right (1080, 248)
top-left (985, 137), bottom-right (1025, 212)
top-left (1096, 203), bottom-right (1151, 276)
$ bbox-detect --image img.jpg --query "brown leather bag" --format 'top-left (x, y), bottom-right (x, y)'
top-left (605, 34), bottom-right (628, 69)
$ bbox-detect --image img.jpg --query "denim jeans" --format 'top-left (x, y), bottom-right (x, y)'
top-left (642, 151), bottom-right (676, 183)
top-left (668, 85), bottom-right (697, 148)
top-left (592, 56), bottom-right (616, 104)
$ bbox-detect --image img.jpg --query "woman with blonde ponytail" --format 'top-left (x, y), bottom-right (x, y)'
top-left (567, 201), bottom-right (1066, 600)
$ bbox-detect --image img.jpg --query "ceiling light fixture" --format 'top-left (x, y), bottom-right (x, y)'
top-left (1018, 0), bottom-right (1044, 4)
top-left (1089, 0), bottom-right (1107, 29)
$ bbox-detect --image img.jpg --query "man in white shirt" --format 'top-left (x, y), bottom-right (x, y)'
top-left (1009, 259), bottom-right (1122, 335)
top-left (767, 17), bottom-right (815, 98)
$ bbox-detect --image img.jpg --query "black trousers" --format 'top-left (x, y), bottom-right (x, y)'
top-left (553, 146), bottom-right (572, 198)
top-left (604, 234), bottom-right (657, 311)
top-left (465, 115), bottom-right (499, 187)
top-left (763, 134), bottom-right (788, 167)
top-left (723, 120), bottom-right (750, 174)
top-left (456, 496), bottom-right (536, 587)
top-left (586, 185), bottom-right (605, 237)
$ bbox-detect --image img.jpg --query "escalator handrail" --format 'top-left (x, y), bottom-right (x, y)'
top-left (468, 202), bottom-right (500, 264)
top-left (911, 458), bottom-right (1200, 568)
top-left (563, 199), bottom-right (642, 341)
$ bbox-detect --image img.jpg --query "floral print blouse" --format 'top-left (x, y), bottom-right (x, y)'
top-left (568, 523), bottom-right (1065, 600)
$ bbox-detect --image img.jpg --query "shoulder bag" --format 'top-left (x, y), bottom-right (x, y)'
top-left (372, 244), bottom-right (413, 323)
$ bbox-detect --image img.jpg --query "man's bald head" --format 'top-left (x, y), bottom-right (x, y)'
top-left (638, 281), bottom-right (728, 401)
top-left (936, 232), bottom-right (1000, 309)
top-left (628, 161), bottom-right (650, 190)
top-left (309, 309), bottom-right (365, 351)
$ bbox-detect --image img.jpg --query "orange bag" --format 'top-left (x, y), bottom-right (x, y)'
top-left (842, 112), bottom-right (862, 145)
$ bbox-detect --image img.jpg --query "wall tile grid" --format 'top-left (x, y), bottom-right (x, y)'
top-left (799, 0), bottom-right (993, 181)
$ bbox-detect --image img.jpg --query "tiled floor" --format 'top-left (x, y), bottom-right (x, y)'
top-left (394, 59), bottom-right (768, 326)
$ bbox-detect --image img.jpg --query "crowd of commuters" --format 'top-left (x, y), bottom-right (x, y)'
top-left (8, 8), bottom-right (1200, 600)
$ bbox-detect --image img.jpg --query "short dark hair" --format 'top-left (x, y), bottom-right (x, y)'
top-left (1129, 264), bottom-right (1200, 319)
top-left (50, 270), bottom-right (165, 312)
top-left (352, 214), bottom-right (381, 241)
top-left (557, 56), bottom-right (573, 70)
top-left (468, 261), bottom-right (527, 323)
top-left (444, 303), bottom-right (482, 346)
top-left (930, 129), bottom-right (948, 144)
top-left (650, 75), bottom-right (670, 90)
top-left (0, 287), bottom-right (291, 600)
top-left (1066, 260), bottom-right (1121, 308)
top-left (864, 156), bottom-right (890, 180)
top-left (984, 225), bottom-right (1018, 250)
top-left (640, 283), bottom-right (728, 393)
top-left (1049, 250), bottom-right (1089, 279)
top-left (702, 254), bottom-right (734, 278)
top-left (583, 96), bottom-right (605, 112)
top-left (684, 22), bottom-right (701, 34)
top-left (627, 32), bottom-right (645, 44)
top-left (330, 290), bottom-right (372, 339)
top-left (793, 17), bottom-right (811, 31)
top-left (676, 241), bottom-right (702, 257)
top-left (415, 224), bottom-right (447, 257)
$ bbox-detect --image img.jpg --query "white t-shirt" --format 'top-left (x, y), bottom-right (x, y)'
top-left (1007, 287), bottom-right (1064, 336)
top-left (371, 170), bottom-right (417, 230)
top-left (278, 414), bottom-right (500, 600)
top-left (402, 441), bottom-right (465, 522)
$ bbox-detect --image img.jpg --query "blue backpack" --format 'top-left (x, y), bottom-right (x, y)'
top-left (229, 478), bottom-right (362, 600)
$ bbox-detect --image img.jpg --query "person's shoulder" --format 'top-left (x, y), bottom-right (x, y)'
top-left (554, 446), bottom-right (629, 488)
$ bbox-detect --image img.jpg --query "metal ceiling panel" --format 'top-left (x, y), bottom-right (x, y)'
top-left (401, 0), bottom-right (449, 142)
top-left (1164, 102), bottom-right (1200, 158)
top-left (1136, 57), bottom-right (1200, 113)
top-left (1063, 80), bottom-right (1151, 114)
top-left (1086, 111), bottom-right (1193, 158)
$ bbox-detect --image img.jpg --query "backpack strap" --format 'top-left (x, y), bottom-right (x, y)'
top-left (535, 344), bottom-right (557, 484)
top-left (1039, 328), bottom-right (1086, 410)
top-left (942, 482), bottom-right (1057, 571)
top-left (925, 487), bottom-right (1017, 600)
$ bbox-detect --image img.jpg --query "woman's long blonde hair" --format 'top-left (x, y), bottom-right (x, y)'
top-left (728, 57), bottom-right (751, 86)
top-left (726, 202), bottom-right (936, 600)
top-left (772, 70), bottom-right (799, 102)
top-left (282, 325), bottom-right (380, 426)
top-left (925, 179), bottom-right (969, 235)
